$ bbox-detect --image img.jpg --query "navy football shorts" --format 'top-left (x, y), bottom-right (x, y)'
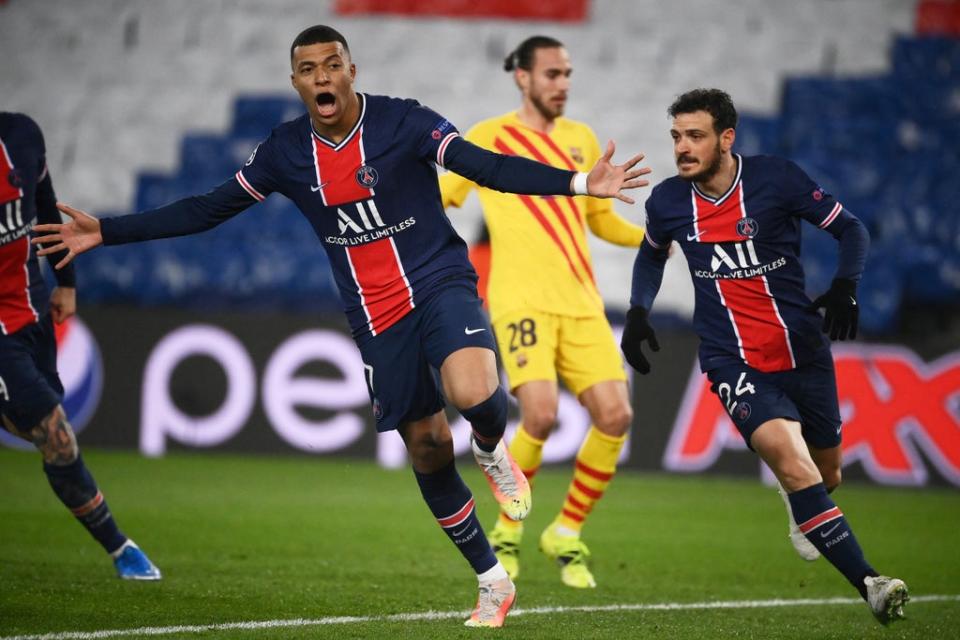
top-left (0, 314), bottom-right (64, 431)
top-left (357, 283), bottom-right (497, 433)
top-left (706, 349), bottom-right (842, 450)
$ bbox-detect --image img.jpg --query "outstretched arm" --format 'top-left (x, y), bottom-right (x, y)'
top-left (33, 178), bottom-right (258, 269)
top-left (442, 136), bottom-right (650, 204)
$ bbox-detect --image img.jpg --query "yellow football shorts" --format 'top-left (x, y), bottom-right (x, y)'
top-left (492, 308), bottom-right (627, 397)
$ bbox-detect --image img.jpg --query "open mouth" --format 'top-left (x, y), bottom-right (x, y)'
top-left (315, 92), bottom-right (336, 118)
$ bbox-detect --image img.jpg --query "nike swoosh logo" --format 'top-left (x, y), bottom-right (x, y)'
top-left (820, 521), bottom-right (842, 538)
top-left (464, 327), bottom-right (486, 335)
top-left (686, 229), bottom-right (707, 241)
top-left (452, 524), bottom-right (472, 537)
top-left (310, 182), bottom-right (328, 192)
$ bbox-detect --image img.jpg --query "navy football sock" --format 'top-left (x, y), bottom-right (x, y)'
top-left (788, 483), bottom-right (877, 599)
top-left (414, 460), bottom-right (498, 574)
top-left (460, 386), bottom-right (507, 453)
top-left (44, 454), bottom-right (127, 554)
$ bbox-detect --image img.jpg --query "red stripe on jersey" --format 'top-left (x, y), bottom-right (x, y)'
top-left (0, 138), bottom-right (24, 204)
top-left (437, 498), bottom-right (475, 528)
top-left (235, 171), bottom-right (265, 201)
top-left (345, 237), bottom-right (414, 336)
top-left (312, 126), bottom-right (374, 207)
top-left (798, 506), bottom-right (843, 535)
top-left (504, 126), bottom-right (584, 226)
top-left (494, 137), bottom-right (600, 292)
top-left (436, 132), bottom-right (459, 167)
top-left (532, 129), bottom-right (577, 171)
top-left (819, 202), bottom-right (843, 229)
top-left (693, 174), bottom-right (795, 372)
top-left (501, 127), bottom-right (592, 280)
top-left (0, 237), bottom-right (39, 335)
top-left (693, 183), bottom-right (746, 242)
top-left (717, 277), bottom-right (795, 372)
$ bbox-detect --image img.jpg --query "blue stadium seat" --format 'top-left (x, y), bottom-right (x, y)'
top-left (134, 173), bottom-right (196, 212)
top-left (901, 245), bottom-right (960, 305)
top-left (857, 254), bottom-right (903, 334)
top-left (179, 134), bottom-right (236, 182)
top-left (231, 96), bottom-right (305, 138)
top-left (734, 114), bottom-right (782, 156)
top-left (892, 36), bottom-right (960, 82)
top-left (781, 77), bottom-right (901, 156)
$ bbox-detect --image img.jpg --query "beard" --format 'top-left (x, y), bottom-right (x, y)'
top-left (678, 142), bottom-right (722, 183)
top-left (530, 91), bottom-right (564, 121)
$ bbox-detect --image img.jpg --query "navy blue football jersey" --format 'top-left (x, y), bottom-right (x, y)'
top-left (0, 113), bottom-right (74, 335)
top-left (237, 94), bottom-right (472, 339)
top-left (101, 93), bottom-right (576, 341)
top-left (643, 154), bottom-right (853, 373)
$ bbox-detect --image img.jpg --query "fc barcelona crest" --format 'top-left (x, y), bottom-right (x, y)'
top-left (356, 165), bottom-right (379, 188)
top-left (569, 147), bottom-right (584, 164)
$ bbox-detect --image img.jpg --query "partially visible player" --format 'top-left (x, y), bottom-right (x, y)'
top-left (32, 26), bottom-right (649, 627)
top-left (0, 112), bottom-right (160, 580)
top-left (621, 88), bottom-right (908, 624)
top-left (440, 36), bottom-right (644, 589)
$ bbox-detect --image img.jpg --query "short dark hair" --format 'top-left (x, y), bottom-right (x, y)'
top-left (503, 35), bottom-right (564, 72)
top-left (290, 25), bottom-right (350, 63)
top-left (668, 88), bottom-right (738, 133)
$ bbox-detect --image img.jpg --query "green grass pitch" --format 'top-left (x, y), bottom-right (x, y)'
top-left (1, 449), bottom-right (958, 639)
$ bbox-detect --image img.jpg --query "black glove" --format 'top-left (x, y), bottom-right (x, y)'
top-left (809, 277), bottom-right (859, 341)
top-left (620, 307), bottom-right (660, 374)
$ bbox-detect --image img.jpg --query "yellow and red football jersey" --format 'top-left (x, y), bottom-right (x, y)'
top-left (440, 112), bottom-right (642, 319)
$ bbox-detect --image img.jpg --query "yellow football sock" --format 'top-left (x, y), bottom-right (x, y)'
top-left (556, 426), bottom-right (626, 533)
top-left (496, 424), bottom-right (544, 530)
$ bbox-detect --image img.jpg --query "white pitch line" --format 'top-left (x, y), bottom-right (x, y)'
top-left (2, 595), bottom-right (957, 640)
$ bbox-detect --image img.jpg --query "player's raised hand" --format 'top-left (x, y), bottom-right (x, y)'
top-left (585, 140), bottom-right (652, 204)
top-left (31, 203), bottom-right (103, 269)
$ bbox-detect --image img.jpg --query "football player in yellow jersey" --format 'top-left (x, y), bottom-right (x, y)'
top-left (440, 36), bottom-right (646, 589)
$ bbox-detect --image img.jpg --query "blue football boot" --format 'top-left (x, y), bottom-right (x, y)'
top-left (113, 540), bottom-right (162, 580)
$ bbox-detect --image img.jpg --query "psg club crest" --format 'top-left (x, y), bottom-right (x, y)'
top-left (735, 402), bottom-right (752, 423)
top-left (736, 217), bottom-right (759, 238)
top-left (356, 165), bottom-right (379, 188)
top-left (8, 168), bottom-right (22, 188)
